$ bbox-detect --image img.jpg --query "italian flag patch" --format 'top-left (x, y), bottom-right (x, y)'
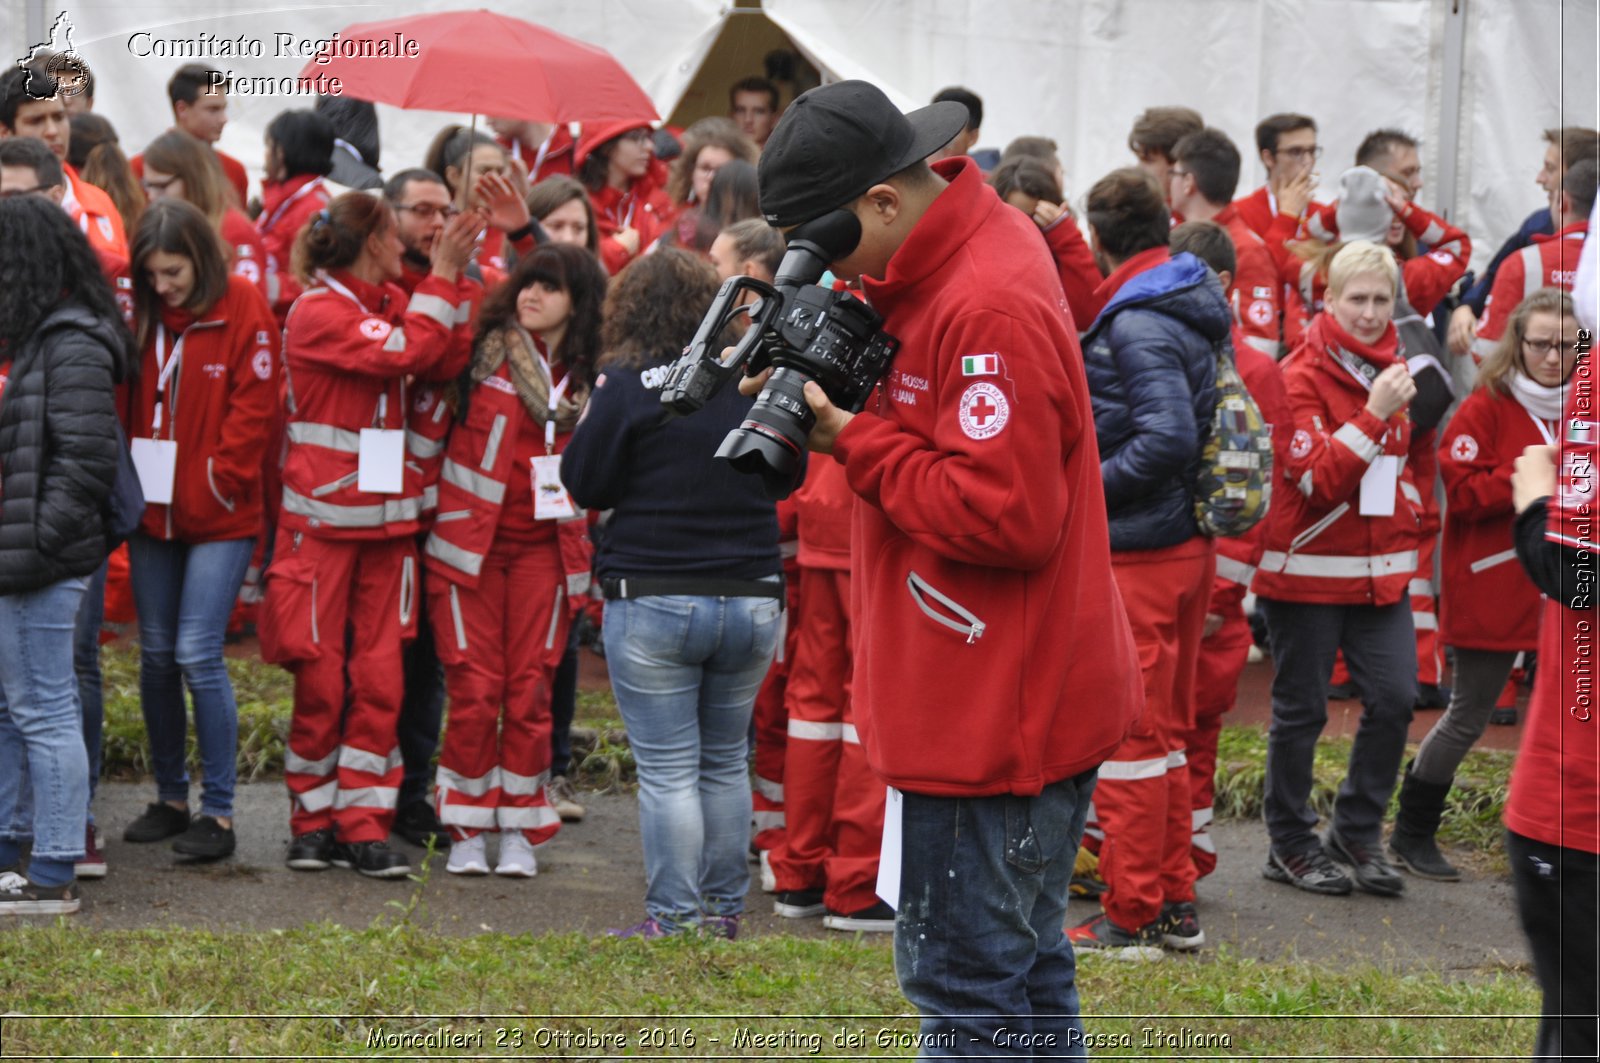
top-left (961, 353), bottom-right (999, 376)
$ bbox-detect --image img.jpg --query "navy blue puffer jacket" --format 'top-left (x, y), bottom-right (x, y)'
top-left (1082, 252), bottom-right (1228, 552)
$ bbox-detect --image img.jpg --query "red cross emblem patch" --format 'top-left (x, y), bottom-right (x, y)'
top-left (1450, 435), bottom-right (1478, 462)
top-left (958, 382), bottom-right (1009, 440)
top-left (1246, 299), bottom-right (1274, 327)
top-left (359, 318), bottom-right (392, 341)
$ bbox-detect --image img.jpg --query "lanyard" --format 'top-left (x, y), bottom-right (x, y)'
top-left (262, 178), bottom-right (324, 233)
top-left (606, 192), bottom-right (637, 230)
top-left (529, 129), bottom-right (555, 181)
top-left (320, 272), bottom-right (368, 313)
top-left (1527, 408), bottom-right (1557, 447)
top-left (151, 322), bottom-right (187, 436)
top-left (1333, 347), bottom-right (1377, 392)
top-left (322, 273), bottom-right (405, 429)
top-left (538, 352), bottom-right (570, 454)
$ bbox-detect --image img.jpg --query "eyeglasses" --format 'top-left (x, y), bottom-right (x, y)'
top-left (1523, 337), bottom-right (1573, 358)
top-left (1275, 145), bottom-right (1323, 161)
top-left (395, 203), bottom-right (459, 221)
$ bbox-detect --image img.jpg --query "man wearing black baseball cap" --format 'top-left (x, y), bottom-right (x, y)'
top-left (750, 80), bottom-right (1141, 1052)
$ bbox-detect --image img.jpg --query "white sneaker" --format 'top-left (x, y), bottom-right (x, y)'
top-left (445, 834), bottom-right (489, 875)
top-left (495, 831), bottom-right (538, 878)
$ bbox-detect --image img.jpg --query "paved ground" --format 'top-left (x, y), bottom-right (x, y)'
top-left (18, 779), bottom-right (1526, 978)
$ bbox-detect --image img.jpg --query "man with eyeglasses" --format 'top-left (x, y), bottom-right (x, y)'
top-left (1231, 113), bottom-right (1322, 271)
top-left (0, 65), bottom-right (128, 271)
top-left (1471, 157), bottom-right (1597, 364)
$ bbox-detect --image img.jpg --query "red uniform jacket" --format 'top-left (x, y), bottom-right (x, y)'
top-left (1437, 386), bottom-right (1552, 650)
top-left (257, 174), bottom-right (332, 323)
top-left (422, 360), bottom-right (591, 598)
top-left (1230, 184), bottom-right (1312, 274)
top-left (1209, 326), bottom-right (1293, 615)
top-left (1471, 221), bottom-right (1588, 362)
top-left (1252, 314), bottom-right (1434, 605)
top-left (589, 161), bottom-right (674, 275)
top-left (278, 269), bottom-right (473, 541)
top-left (126, 276), bottom-right (278, 542)
top-left (1040, 213), bottom-right (1103, 331)
top-left (499, 126), bottom-right (576, 184)
top-left (830, 157), bottom-right (1142, 797)
top-left (63, 165), bottom-right (128, 264)
top-left (133, 146), bottom-right (248, 207)
top-left (1281, 201), bottom-right (1470, 350)
top-left (1215, 203), bottom-right (1284, 358)
top-left (1506, 385), bottom-right (1600, 855)
top-left (220, 207), bottom-right (268, 301)
top-left (794, 457), bottom-right (852, 571)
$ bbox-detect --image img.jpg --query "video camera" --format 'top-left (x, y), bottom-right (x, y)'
top-left (658, 210), bottom-right (899, 500)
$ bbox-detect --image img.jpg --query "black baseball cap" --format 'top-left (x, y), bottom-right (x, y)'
top-left (757, 80), bottom-right (969, 228)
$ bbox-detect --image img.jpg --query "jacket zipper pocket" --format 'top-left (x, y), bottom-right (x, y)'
top-left (906, 571), bottom-right (986, 644)
top-left (481, 414), bottom-right (508, 471)
top-left (1468, 548), bottom-right (1519, 574)
top-left (1289, 502), bottom-right (1351, 554)
top-left (206, 457), bottom-right (236, 513)
top-left (435, 509), bottom-right (472, 523)
top-left (311, 471), bottom-right (359, 498)
top-left (544, 583), bottom-right (566, 650)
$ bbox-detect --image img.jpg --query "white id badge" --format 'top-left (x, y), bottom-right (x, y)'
top-left (130, 438), bottom-right (177, 505)
top-left (357, 428), bottom-right (406, 494)
top-left (875, 786), bottom-right (904, 910)
top-left (1359, 455), bottom-right (1400, 516)
top-left (531, 455), bottom-right (576, 520)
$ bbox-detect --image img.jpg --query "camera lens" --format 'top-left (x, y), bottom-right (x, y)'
top-left (716, 366), bottom-right (813, 499)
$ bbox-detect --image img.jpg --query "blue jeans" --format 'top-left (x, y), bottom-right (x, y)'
top-left (0, 576), bottom-right (91, 863)
top-left (603, 592), bottom-right (782, 933)
top-left (127, 535), bottom-right (254, 819)
top-left (73, 558), bottom-right (107, 817)
top-left (895, 770), bottom-right (1098, 1059)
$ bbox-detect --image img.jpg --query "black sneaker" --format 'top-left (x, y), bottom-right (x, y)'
top-left (773, 888), bottom-right (827, 919)
top-left (0, 874), bottom-right (81, 916)
top-left (1263, 846), bottom-right (1353, 895)
top-left (1159, 900), bottom-right (1205, 951)
top-left (331, 840), bottom-right (412, 879)
top-left (1489, 706), bottom-right (1518, 726)
top-left (172, 815), bottom-right (236, 861)
top-left (123, 802), bottom-right (190, 843)
top-left (1065, 911), bottom-right (1164, 961)
top-left (822, 900), bottom-right (896, 933)
top-left (392, 800), bottom-right (450, 849)
top-left (1322, 829), bottom-right (1404, 896)
top-left (285, 829), bottom-right (336, 871)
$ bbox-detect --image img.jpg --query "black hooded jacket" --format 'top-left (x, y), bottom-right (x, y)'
top-left (0, 302), bottom-right (125, 595)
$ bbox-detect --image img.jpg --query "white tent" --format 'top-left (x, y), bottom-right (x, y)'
top-left (4, 0), bottom-right (1595, 272)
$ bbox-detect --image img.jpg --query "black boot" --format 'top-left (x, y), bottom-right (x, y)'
top-left (1387, 761), bottom-right (1461, 881)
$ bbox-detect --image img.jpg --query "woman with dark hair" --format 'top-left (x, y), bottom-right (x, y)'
top-left (423, 243), bottom-right (607, 877)
top-left (143, 130), bottom-right (266, 299)
top-left (70, 113), bottom-right (143, 240)
top-left (990, 156), bottom-right (1101, 327)
top-left (526, 176), bottom-right (598, 253)
top-left (573, 121), bottom-right (673, 274)
top-left (0, 196), bottom-right (129, 915)
top-left (260, 191), bottom-right (479, 879)
top-left (424, 125), bottom-right (521, 272)
top-left (117, 199), bottom-right (278, 861)
top-left (1389, 288), bottom-right (1580, 881)
top-left (258, 109), bottom-right (334, 322)
top-left (660, 117), bottom-right (757, 250)
top-left (562, 249), bottom-right (785, 938)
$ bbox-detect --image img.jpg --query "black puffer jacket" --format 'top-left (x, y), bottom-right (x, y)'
top-left (1082, 252), bottom-right (1226, 552)
top-left (0, 303), bottom-right (125, 595)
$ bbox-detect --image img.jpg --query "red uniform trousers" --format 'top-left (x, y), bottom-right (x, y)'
top-left (1096, 539), bottom-right (1215, 931)
top-left (769, 566), bottom-right (884, 913)
top-left (1182, 605), bottom-right (1253, 879)
top-left (429, 537), bottom-right (566, 845)
top-left (277, 532), bottom-right (417, 843)
top-left (750, 556), bottom-right (801, 852)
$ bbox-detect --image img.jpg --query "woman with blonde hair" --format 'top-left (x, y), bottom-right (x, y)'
top-left (1389, 288), bottom-right (1580, 881)
top-left (141, 129), bottom-right (266, 299)
top-left (1254, 241), bottom-right (1434, 899)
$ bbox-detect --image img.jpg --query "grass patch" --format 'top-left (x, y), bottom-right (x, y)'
top-left (100, 647), bottom-right (1513, 852)
top-left (0, 923), bottom-right (1537, 1057)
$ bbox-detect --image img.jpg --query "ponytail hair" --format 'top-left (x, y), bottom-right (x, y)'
top-left (290, 191), bottom-right (391, 284)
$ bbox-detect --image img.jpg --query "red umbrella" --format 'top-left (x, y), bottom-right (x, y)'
top-left (300, 8), bottom-right (658, 125)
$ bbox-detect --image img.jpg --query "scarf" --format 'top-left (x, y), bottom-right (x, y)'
top-left (471, 324), bottom-right (586, 431)
top-left (1308, 311), bottom-right (1400, 386)
top-left (1508, 371), bottom-right (1568, 423)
